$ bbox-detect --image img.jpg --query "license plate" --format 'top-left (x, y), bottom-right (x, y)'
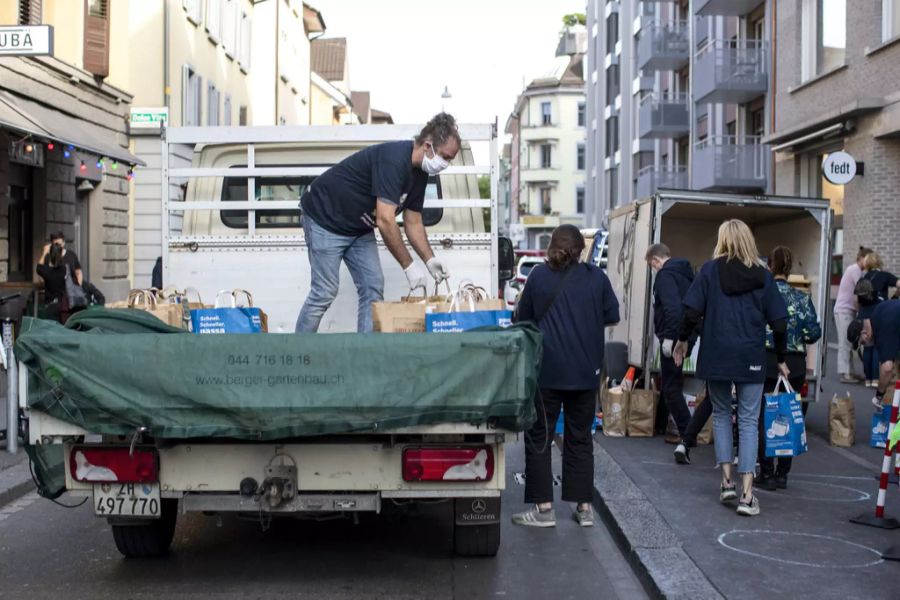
top-left (93, 482), bottom-right (161, 518)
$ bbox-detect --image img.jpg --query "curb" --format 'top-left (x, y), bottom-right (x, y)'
top-left (0, 459), bottom-right (35, 508)
top-left (590, 439), bottom-right (724, 600)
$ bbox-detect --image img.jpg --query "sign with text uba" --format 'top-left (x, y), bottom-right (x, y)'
top-left (823, 151), bottom-right (857, 186)
top-left (0, 25), bottom-right (53, 57)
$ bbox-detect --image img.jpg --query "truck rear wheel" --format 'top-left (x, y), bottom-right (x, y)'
top-left (111, 499), bottom-right (178, 558)
top-left (453, 497), bottom-right (501, 557)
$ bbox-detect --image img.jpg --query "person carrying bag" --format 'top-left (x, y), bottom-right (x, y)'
top-left (510, 225), bottom-right (620, 529)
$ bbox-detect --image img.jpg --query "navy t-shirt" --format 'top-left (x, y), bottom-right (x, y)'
top-left (515, 263), bottom-right (620, 390)
top-left (872, 299), bottom-right (900, 363)
top-left (300, 141), bottom-right (428, 236)
top-left (683, 260), bottom-right (788, 383)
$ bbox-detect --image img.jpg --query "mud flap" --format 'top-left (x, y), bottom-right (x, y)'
top-left (454, 496), bottom-right (501, 526)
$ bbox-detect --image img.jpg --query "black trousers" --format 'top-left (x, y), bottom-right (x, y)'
top-left (524, 388), bottom-right (595, 504)
top-left (758, 374), bottom-right (808, 477)
top-left (660, 354), bottom-right (692, 436)
top-left (682, 389), bottom-right (712, 448)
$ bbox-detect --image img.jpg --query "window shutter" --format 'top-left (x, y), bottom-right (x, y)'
top-left (83, 0), bottom-right (110, 78)
top-left (18, 0), bottom-right (42, 25)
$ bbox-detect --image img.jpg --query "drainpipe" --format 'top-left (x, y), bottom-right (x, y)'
top-left (769, 0), bottom-right (777, 195)
top-left (688, 0), bottom-right (694, 189)
top-left (163, 0), bottom-right (170, 111)
top-left (275, 2), bottom-right (279, 125)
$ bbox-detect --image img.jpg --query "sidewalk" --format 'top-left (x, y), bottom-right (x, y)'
top-left (591, 362), bottom-right (900, 599)
top-left (0, 448), bottom-right (33, 508)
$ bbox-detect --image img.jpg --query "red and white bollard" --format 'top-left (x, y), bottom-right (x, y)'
top-left (852, 380), bottom-right (900, 530)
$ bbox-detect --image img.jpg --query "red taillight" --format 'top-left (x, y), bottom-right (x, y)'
top-left (70, 446), bottom-right (158, 483)
top-left (402, 447), bottom-right (494, 482)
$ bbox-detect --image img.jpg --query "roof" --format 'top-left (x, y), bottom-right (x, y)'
top-left (351, 91), bottom-right (370, 123)
top-left (311, 38), bottom-right (347, 81)
top-left (303, 3), bottom-right (326, 34)
top-left (527, 54), bottom-right (584, 90)
top-left (371, 109), bottom-right (393, 124)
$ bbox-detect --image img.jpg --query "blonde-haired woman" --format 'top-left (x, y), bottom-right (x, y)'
top-left (673, 219), bottom-right (789, 516)
top-left (858, 251), bottom-right (899, 387)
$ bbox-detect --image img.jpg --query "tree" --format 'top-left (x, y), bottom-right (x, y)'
top-left (478, 175), bottom-right (491, 200)
top-left (563, 13), bottom-right (586, 27)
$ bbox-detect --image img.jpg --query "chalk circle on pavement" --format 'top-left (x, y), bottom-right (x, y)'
top-left (717, 530), bottom-right (883, 569)
top-left (753, 479), bottom-right (870, 503)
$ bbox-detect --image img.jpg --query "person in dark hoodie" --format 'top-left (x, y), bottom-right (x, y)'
top-left (674, 220), bottom-right (789, 517)
top-left (646, 243), bottom-right (695, 461)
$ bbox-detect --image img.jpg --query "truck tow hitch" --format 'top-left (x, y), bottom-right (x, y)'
top-left (258, 457), bottom-right (297, 509)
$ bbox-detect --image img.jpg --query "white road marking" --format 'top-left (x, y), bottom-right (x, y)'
top-left (753, 480), bottom-right (870, 502)
top-left (717, 529), bottom-right (883, 569)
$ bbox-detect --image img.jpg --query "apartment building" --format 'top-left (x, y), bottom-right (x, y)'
top-left (506, 30), bottom-right (587, 250)
top-left (767, 0), bottom-right (900, 273)
top-left (127, 0), bottom-right (325, 288)
top-left (585, 0), bottom-right (772, 226)
top-left (309, 37), bottom-right (359, 126)
top-left (0, 0), bottom-right (140, 300)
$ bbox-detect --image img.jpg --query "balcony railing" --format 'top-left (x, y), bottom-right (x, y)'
top-left (694, 39), bottom-right (768, 104)
top-left (692, 135), bottom-right (770, 191)
top-left (695, 0), bottom-right (765, 16)
top-left (638, 92), bottom-right (689, 139)
top-left (635, 165), bottom-right (689, 199)
top-left (638, 21), bottom-right (690, 71)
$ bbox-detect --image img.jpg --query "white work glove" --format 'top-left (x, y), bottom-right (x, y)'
top-left (661, 339), bottom-right (674, 358)
top-left (404, 262), bottom-right (429, 291)
top-left (426, 257), bottom-right (450, 283)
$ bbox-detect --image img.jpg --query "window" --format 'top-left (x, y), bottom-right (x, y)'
top-left (537, 233), bottom-right (552, 250)
top-left (540, 188), bottom-right (552, 215)
top-left (576, 187), bottom-right (585, 214)
top-left (606, 12), bottom-right (619, 54)
top-left (223, 0), bottom-right (237, 59)
top-left (577, 102), bottom-right (586, 127)
top-left (577, 143), bottom-right (586, 170)
top-left (182, 65), bottom-right (202, 126)
top-left (239, 105), bottom-right (248, 125)
top-left (183, 0), bottom-right (202, 25)
top-left (697, 114), bottom-right (709, 140)
top-left (541, 102), bottom-right (552, 125)
top-left (84, 0), bottom-right (110, 77)
top-left (605, 65), bottom-right (620, 106)
top-left (884, 0), bottom-right (900, 41)
top-left (206, 0), bottom-right (222, 42)
top-left (207, 83), bottom-right (219, 126)
top-left (223, 94), bottom-right (232, 126)
top-left (18, 0), bottom-right (41, 25)
top-left (540, 144), bottom-right (552, 168)
top-left (802, 0), bottom-right (846, 81)
top-left (238, 10), bottom-right (251, 71)
top-left (607, 168), bottom-right (618, 209)
top-left (605, 117), bottom-right (619, 157)
top-left (222, 176), bottom-right (311, 229)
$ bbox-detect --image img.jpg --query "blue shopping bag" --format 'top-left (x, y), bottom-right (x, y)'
top-left (425, 309), bottom-right (512, 332)
top-left (764, 377), bottom-right (808, 458)
top-left (554, 410), bottom-right (601, 436)
top-left (190, 290), bottom-right (266, 334)
top-left (871, 405), bottom-right (892, 448)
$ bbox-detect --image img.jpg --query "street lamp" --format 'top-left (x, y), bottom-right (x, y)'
top-left (441, 85), bottom-right (452, 113)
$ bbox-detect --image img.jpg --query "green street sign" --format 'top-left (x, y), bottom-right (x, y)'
top-left (130, 107), bottom-right (169, 129)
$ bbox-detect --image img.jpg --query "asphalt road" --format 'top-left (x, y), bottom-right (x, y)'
top-left (0, 441), bottom-right (646, 600)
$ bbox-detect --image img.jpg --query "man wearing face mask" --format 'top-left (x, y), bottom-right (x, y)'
top-left (295, 112), bottom-right (459, 333)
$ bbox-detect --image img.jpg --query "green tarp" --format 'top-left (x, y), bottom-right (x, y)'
top-left (16, 313), bottom-right (540, 441)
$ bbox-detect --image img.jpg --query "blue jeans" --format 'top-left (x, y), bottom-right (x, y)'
top-left (707, 380), bottom-right (765, 474)
top-left (295, 215), bottom-right (384, 333)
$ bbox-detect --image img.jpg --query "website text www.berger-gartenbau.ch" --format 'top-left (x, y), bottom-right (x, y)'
top-left (194, 353), bottom-right (345, 387)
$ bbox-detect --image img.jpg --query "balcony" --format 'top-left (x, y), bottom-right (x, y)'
top-left (692, 136), bottom-right (770, 191)
top-left (639, 92), bottom-right (689, 139)
top-left (521, 168), bottom-right (561, 185)
top-left (635, 166), bottom-right (688, 199)
top-left (695, 0), bottom-right (765, 16)
top-left (694, 40), bottom-right (768, 104)
top-left (637, 21), bottom-right (689, 71)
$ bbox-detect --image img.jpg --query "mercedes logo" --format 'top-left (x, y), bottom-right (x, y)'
top-left (471, 499), bottom-right (487, 513)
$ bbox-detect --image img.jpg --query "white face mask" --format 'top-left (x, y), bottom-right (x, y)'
top-left (421, 142), bottom-right (450, 175)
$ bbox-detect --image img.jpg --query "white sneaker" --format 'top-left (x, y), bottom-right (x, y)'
top-left (720, 482), bottom-right (738, 503)
top-left (737, 495), bottom-right (760, 516)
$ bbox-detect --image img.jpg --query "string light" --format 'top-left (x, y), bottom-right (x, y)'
top-left (96, 159), bottom-right (104, 169)
top-left (126, 167), bottom-right (135, 180)
top-left (63, 149), bottom-right (71, 158)
top-left (112, 161), bottom-right (118, 170)
top-left (47, 142), bottom-right (55, 151)
top-left (24, 143), bottom-right (33, 153)
top-left (79, 160), bottom-right (87, 172)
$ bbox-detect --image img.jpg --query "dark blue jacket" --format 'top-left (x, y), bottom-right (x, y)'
top-left (515, 263), bottom-right (620, 390)
top-left (683, 258), bottom-right (788, 383)
top-left (652, 258), bottom-right (694, 341)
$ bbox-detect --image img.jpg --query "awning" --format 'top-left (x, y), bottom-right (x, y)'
top-left (0, 90), bottom-right (144, 166)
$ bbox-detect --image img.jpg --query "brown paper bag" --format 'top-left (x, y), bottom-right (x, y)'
top-left (601, 386), bottom-right (629, 437)
top-left (115, 289), bottom-right (186, 328)
top-left (828, 392), bottom-right (856, 447)
top-left (627, 385), bottom-right (659, 437)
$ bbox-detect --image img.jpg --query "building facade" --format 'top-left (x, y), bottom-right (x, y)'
top-left (585, 0), bottom-right (772, 226)
top-left (767, 0), bottom-right (900, 274)
top-left (1, 0), bottom-right (140, 301)
top-left (507, 45), bottom-right (587, 250)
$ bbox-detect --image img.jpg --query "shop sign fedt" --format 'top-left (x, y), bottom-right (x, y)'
top-left (823, 151), bottom-right (857, 186)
